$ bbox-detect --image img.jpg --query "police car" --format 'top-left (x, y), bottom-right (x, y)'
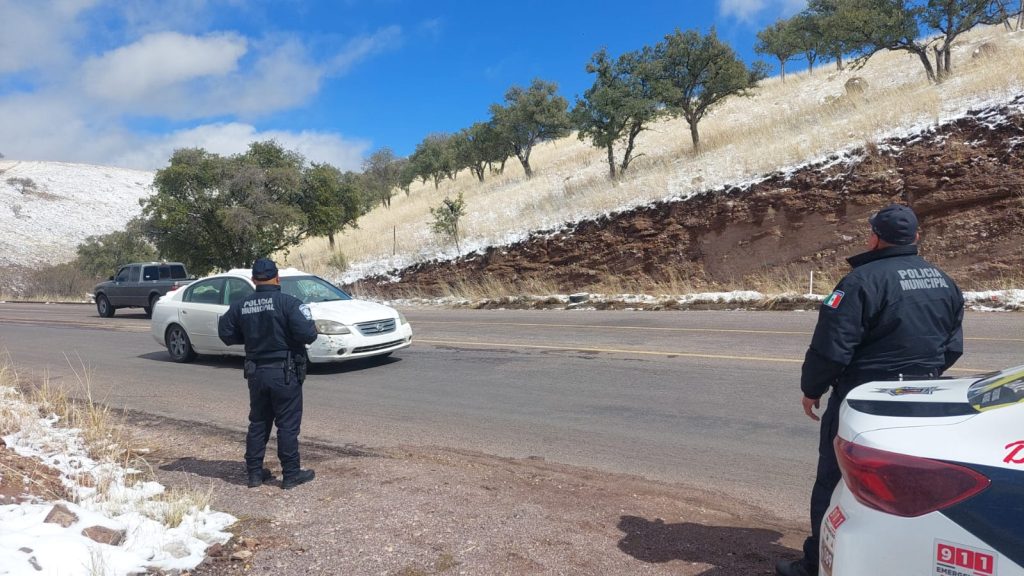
top-left (151, 268), bottom-right (412, 363)
top-left (821, 365), bottom-right (1024, 575)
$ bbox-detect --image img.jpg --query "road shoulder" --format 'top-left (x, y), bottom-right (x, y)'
top-left (128, 412), bottom-right (804, 575)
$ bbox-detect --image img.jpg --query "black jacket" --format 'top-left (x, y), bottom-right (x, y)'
top-left (801, 245), bottom-right (964, 400)
top-left (218, 284), bottom-right (318, 360)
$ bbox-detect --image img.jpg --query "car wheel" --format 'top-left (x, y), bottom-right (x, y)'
top-left (144, 294), bottom-right (158, 318)
top-left (96, 294), bottom-right (115, 318)
top-left (165, 324), bottom-right (197, 363)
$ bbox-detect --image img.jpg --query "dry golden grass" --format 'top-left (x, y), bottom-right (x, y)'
top-left (147, 481), bottom-right (216, 529)
top-left (0, 352), bottom-right (218, 518)
top-left (286, 25), bottom-right (1024, 292)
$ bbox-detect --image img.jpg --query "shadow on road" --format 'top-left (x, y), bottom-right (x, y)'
top-left (308, 354), bottom-right (402, 375)
top-left (137, 351), bottom-right (402, 376)
top-left (159, 457), bottom-right (261, 487)
top-left (137, 352), bottom-right (242, 370)
top-left (617, 515), bottom-right (800, 575)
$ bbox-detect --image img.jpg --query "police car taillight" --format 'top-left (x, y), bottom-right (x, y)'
top-left (835, 437), bottom-right (990, 517)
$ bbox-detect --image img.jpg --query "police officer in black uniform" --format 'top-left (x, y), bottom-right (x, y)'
top-left (218, 258), bottom-right (319, 490)
top-left (776, 204), bottom-right (964, 576)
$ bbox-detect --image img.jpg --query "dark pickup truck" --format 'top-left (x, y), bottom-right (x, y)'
top-left (93, 262), bottom-right (192, 318)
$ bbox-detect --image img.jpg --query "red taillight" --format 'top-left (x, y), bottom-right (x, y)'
top-left (835, 437), bottom-right (990, 517)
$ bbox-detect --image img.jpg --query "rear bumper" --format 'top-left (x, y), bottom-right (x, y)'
top-left (822, 483), bottom-right (1021, 575)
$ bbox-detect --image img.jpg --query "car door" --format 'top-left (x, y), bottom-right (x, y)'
top-left (125, 264), bottom-right (143, 306)
top-left (180, 278), bottom-right (227, 352)
top-left (221, 278), bottom-right (255, 354)
top-left (107, 266), bottom-right (131, 305)
top-left (141, 265), bottom-right (160, 304)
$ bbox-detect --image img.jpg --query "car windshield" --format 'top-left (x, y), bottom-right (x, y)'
top-left (280, 275), bottom-right (352, 304)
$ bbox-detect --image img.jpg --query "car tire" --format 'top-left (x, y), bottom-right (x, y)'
top-left (165, 324), bottom-right (197, 363)
top-left (144, 294), bottom-right (158, 318)
top-left (96, 294), bottom-right (115, 318)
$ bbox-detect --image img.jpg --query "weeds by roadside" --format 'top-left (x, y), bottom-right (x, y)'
top-left (0, 350), bottom-right (217, 523)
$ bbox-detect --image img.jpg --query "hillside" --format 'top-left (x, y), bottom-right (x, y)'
top-left (292, 24), bottom-right (1024, 294)
top-left (2, 25), bottom-right (1023, 301)
top-left (0, 161), bottom-right (154, 271)
top-left (352, 95), bottom-right (1024, 300)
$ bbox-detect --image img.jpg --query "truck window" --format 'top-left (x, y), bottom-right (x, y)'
top-left (128, 266), bottom-right (141, 282)
top-left (143, 266), bottom-right (159, 281)
top-left (162, 264), bottom-right (188, 280)
top-left (115, 267), bottom-right (130, 282)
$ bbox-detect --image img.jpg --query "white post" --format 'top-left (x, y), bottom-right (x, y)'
top-left (809, 270), bottom-right (815, 296)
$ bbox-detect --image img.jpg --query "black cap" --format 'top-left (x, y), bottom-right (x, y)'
top-left (251, 258), bottom-right (278, 280)
top-left (869, 204), bottom-right (918, 245)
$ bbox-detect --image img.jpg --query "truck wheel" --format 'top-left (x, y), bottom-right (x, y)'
top-left (96, 294), bottom-right (115, 318)
top-left (144, 294), bottom-right (158, 318)
top-left (166, 325), bottom-right (197, 363)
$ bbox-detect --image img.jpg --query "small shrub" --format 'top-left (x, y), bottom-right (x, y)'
top-left (328, 250), bottom-right (349, 272)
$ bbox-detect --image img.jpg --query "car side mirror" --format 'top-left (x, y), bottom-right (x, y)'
top-left (108, 276), bottom-right (114, 281)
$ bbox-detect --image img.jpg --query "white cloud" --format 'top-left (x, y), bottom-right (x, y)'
top-left (223, 39), bottom-right (323, 116)
top-left (719, 0), bottom-right (806, 23)
top-left (0, 1), bottom-right (96, 75)
top-left (81, 31), bottom-right (248, 102)
top-left (0, 4), bottom-right (394, 172)
top-left (329, 25), bottom-right (402, 74)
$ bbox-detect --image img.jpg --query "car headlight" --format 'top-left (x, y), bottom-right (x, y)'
top-left (315, 319), bottom-right (351, 335)
top-left (398, 312), bottom-right (408, 325)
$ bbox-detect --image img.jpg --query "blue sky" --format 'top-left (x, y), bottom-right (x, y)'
top-left (0, 0), bottom-right (806, 172)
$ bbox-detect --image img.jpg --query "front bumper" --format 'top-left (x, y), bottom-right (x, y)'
top-left (306, 323), bottom-right (413, 363)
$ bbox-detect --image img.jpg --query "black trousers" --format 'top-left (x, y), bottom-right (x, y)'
top-left (245, 363), bottom-right (303, 477)
top-left (802, 393), bottom-right (842, 568)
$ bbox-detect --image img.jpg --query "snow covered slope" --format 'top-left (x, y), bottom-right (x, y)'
top-left (0, 161), bottom-right (154, 268)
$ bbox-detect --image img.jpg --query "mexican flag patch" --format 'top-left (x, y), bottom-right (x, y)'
top-left (824, 290), bottom-right (845, 309)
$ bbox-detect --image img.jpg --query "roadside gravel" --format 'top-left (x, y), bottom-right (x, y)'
top-left (128, 412), bottom-right (804, 576)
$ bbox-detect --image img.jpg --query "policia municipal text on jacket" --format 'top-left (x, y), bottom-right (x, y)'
top-left (776, 204), bottom-right (964, 576)
top-left (218, 258), bottom-right (319, 490)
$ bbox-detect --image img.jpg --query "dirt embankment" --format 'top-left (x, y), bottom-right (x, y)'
top-left (354, 96), bottom-right (1024, 298)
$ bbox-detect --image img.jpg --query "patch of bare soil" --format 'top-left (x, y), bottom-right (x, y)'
top-left (0, 438), bottom-right (72, 505)
top-left (120, 413), bottom-right (803, 576)
top-left (353, 96), bottom-right (1024, 298)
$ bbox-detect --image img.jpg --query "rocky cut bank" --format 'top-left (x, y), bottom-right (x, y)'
top-left (352, 95), bottom-right (1024, 298)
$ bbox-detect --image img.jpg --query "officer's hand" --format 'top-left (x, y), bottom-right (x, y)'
top-left (802, 396), bottom-right (821, 422)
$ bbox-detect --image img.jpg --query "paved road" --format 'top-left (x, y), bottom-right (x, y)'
top-left (0, 303), bottom-right (1020, 521)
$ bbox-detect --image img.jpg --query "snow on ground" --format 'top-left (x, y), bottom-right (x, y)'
top-left (0, 161), bottom-right (154, 269)
top-left (380, 289), bottom-right (1024, 312)
top-left (0, 385), bottom-right (234, 576)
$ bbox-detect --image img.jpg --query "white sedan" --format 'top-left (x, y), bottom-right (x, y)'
top-left (151, 268), bottom-right (412, 363)
top-left (821, 364), bottom-right (1024, 576)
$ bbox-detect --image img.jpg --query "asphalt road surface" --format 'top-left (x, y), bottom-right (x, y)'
top-left (0, 302), bottom-right (1020, 522)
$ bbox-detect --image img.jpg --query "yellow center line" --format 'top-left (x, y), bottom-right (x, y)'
top-left (415, 320), bottom-right (811, 336)
top-left (413, 320), bottom-right (1024, 342)
top-left (0, 318), bottom-right (148, 332)
top-left (418, 338), bottom-right (804, 363)
top-left (415, 338), bottom-right (989, 373)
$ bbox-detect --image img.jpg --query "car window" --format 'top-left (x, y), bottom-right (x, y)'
top-left (128, 266), bottom-right (141, 282)
top-left (184, 278), bottom-right (226, 305)
top-left (280, 275), bottom-right (352, 304)
top-left (115, 267), bottom-right (130, 282)
top-left (225, 278), bottom-right (254, 306)
top-left (162, 265), bottom-right (188, 280)
top-left (143, 266), bottom-right (159, 281)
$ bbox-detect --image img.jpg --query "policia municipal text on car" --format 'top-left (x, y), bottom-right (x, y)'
top-left (218, 258), bottom-right (318, 490)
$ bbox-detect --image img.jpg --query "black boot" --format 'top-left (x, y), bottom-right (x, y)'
top-left (247, 468), bottom-right (273, 488)
top-left (281, 469), bottom-right (315, 489)
top-left (775, 558), bottom-right (817, 576)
